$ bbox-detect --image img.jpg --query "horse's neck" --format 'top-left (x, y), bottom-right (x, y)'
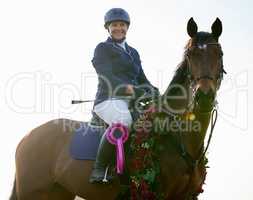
top-left (183, 111), bottom-right (211, 159)
top-left (163, 78), bottom-right (189, 112)
top-left (163, 80), bottom-right (213, 159)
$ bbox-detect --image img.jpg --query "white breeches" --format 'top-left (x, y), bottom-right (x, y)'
top-left (93, 99), bottom-right (133, 127)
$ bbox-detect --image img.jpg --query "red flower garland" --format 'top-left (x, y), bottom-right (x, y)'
top-left (127, 104), bottom-right (208, 200)
top-left (128, 105), bottom-right (163, 200)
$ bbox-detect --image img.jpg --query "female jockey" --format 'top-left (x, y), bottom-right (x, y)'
top-left (89, 8), bottom-right (159, 183)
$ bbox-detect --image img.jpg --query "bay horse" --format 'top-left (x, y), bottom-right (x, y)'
top-left (10, 18), bottom-right (224, 200)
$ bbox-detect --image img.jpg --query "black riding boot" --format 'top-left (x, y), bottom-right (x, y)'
top-left (89, 131), bottom-right (115, 183)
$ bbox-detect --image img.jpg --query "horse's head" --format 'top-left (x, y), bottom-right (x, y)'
top-left (163, 18), bottom-right (225, 114)
top-left (185, 18), bottom-right (224, 111)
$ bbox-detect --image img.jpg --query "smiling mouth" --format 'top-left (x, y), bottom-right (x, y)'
top-left (114, 31), bottom-right (124, 34)
top-left (113, 33), bottom-right (125, 38)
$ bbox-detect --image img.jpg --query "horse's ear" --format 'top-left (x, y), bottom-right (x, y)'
top-left (187, 17), bottom-right (198, 38)
top-left (211, 18), bottom-right (222, 41)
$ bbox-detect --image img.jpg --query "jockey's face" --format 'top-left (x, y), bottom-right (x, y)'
top-left (107, 21), bottom-right (129, 40)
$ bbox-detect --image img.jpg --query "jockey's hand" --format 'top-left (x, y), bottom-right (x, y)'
top-left (125, 85), bottom-right (146, 98)
top-left (125, 84), bottom-right (134, 95)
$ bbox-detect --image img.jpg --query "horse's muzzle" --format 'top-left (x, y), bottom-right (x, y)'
top-left (194, 79), bottom-right (216, 110)
top-left (195, 79), bottom-right (216, 95)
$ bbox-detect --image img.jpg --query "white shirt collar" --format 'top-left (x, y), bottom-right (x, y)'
top-left (109, 36), bottom-right (126, 50)
top-left (116, 40), bottom-right (126, 50)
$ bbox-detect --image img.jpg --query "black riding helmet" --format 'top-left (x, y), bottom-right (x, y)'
top-left (104, 8), bottom-right (130, 28)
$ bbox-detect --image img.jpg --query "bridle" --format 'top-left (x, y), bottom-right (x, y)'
top-left (185, 42), bottom-right (226, 89)
top-left (182, 42), bottom-right (225, 163)
top-left (159, 41), bottom-right (226, 173)
top-left (184, 42), bottom-right (226, 113)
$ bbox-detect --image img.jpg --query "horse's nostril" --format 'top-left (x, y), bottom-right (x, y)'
top-left (196, 79), bottom-right (215, 95)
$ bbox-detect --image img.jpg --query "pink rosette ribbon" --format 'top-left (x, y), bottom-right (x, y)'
top-left (106, 123), bottom-right (129, 174)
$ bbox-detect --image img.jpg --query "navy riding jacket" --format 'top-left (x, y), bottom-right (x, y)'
top-left (92, 37), bottom-right (154, 106)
